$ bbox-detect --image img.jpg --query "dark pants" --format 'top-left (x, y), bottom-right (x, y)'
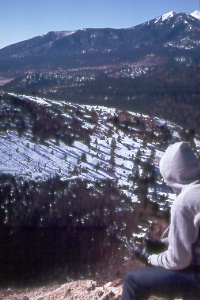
top-left (121, 266), bottom-right (200, 300)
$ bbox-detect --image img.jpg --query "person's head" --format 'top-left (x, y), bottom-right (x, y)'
top-left (159, 142), bottom-right (200, 194)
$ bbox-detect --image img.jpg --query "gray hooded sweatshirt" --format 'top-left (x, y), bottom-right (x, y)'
top-left (150, 142), bottom-right (200, 270)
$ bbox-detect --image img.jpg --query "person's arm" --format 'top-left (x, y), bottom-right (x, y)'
top-left (150, 203), bottom-right (198, 270)
top-left (161, 237), bottom-right (169, 245)
top-left (160, 225), bottom-right (170, 245)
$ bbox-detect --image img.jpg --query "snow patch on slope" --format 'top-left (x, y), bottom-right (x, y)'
top-left (0, 94), bottom-right (184, 203)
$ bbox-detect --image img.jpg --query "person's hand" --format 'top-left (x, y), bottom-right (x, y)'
top-left (127, 238), bottom-right (150, 265)
top-left (144, 238), bottom-right (167, 254)
top-left (127, 237), bottom-right (167, 264)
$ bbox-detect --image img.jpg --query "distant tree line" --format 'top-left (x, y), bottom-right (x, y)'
top-left (2, 64), bottom-right (199, 134)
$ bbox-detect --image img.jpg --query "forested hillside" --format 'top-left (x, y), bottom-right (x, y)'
top-left (0, 93), bottom-right (199, 286)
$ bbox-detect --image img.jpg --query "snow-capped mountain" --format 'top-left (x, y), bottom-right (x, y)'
top-left (191, 10), bottom-right (200, 20)
top-left (0, 12), bottom-right (200, 76)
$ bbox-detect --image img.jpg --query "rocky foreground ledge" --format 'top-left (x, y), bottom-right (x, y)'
top-left (0, 279), bottom-right (122, 300)
top-left (0, 279), bottom-right (177, 300)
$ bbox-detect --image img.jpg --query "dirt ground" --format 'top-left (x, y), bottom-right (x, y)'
top-left (1, 280), bottom-right (122, 300)
top-left (0, 279), bottom-right (180, 300)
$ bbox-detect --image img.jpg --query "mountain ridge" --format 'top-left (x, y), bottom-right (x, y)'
top-left (1, 10), bottom-right (199, 51)
top-left (0, 11), bottom-right (200, 76)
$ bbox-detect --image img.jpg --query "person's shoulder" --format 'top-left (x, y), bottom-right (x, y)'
top-left (183, 181), bottom-right (200, 196)
top-left (176, 181), bottom-right (200, 207)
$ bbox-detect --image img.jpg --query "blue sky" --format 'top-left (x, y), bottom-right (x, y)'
top-left (0, 0), bottom-right (199, 49)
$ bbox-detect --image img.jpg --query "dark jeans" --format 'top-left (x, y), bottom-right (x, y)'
top-left (121, 266), bottom-right (200, 300)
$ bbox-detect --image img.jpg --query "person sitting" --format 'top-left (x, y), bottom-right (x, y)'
top-left (121, 142), bottom-right (200, 300)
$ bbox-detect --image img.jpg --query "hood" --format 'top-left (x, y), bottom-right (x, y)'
top-left (159, 142), bottom-right (200, 195)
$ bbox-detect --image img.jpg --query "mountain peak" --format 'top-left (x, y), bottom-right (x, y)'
top-left (191, 10), bottom-right (200, 20)
top-left (162, 11), bottom-right (176, 21)
top-left (154, 11), bottom-right (176, 23)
